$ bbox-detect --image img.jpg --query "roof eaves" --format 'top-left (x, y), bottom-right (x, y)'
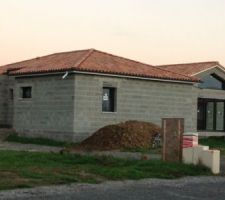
top-left (10, 68), bottom-right (199, 83)
top-left (72, 68), bottom-right (199, 82)
top-left (191, 64), bottom-right (225, 76)
top-left (8, 65), bottom-right (199, 83)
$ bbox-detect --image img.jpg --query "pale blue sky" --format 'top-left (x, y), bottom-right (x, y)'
top-left (0, 0), bottom-right (224, 66)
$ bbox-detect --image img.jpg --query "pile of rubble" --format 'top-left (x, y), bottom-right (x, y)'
top-left (74, 120), bottom-right (161, 151)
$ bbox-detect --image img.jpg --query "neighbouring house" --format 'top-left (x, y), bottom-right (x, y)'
top-left (0, 49), bottom-right (224, 141)
top-left (158, 62), bottom-right (225, 136)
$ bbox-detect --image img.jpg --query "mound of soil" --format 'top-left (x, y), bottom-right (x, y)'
top-left (75, 120), bottom-right (161, 151)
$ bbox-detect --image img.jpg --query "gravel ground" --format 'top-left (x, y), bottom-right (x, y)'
top-left (0, 142), bottom-right (62, 153)
top-left (0, 176), bottom-right (224, 200)
top-left (71, 150), bottom-right (161, 160)
top-left (0, 141), bottom-right (161, 160)
top-left (220, 155), bottom-right (225, 173)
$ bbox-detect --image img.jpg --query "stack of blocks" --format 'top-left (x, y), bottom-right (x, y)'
top-left (182, 134), bottom-right (220, 174)
top-left (183, 133), bottom-right (198, 148)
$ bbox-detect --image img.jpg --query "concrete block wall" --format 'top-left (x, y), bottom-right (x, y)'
top-left (74, 74), bottom-right (198, 142)
top-left (11, 73), bottom-right (199, 142)
top-left (0, 75), bottom-right (14, 127)
top-left (13, 75), bottom-right (75, 141)
top-left (198, 88), bottom-right (225, 100)
top-left (6, 76), bottom-right (15, 126)
top-left (0, 75), bottom-right (8, 126)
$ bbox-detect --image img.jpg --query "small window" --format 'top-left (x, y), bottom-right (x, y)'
top-left (102, 87), bottom-right (116, 112)
top-left (21, 87), bottom-right (32, 99)
top-left (9, 89), bottom-right (14, 100)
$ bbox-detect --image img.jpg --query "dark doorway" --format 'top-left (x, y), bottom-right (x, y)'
top-left (197, 99), bottom-right (206, 130)
top-left (197, 98), bottom-right (225, 131)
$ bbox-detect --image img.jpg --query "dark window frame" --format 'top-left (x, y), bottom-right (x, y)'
top-left (9, 89), bottom-right (14, 100)
top-left (199, 73), bottom-right (225, 90)
top-left (197, 98), bottom-right (225, 132)
top-left (21, 86), bottom-right (32, 99)
top-left (212, 74), bottom-right (225, 90)
top-left (102, 87), bottom-right (116, 112)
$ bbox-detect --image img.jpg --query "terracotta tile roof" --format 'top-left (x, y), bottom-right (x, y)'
top-left (157, 61), bottom-right (223, 76)
top-left (0, 49), bottom-right (199, 82)
top-left (0, 49), bottom-right (89, 75)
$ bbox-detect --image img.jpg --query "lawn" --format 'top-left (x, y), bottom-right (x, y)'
top-left (0, 150), bottom-right (211, 191)
top-left (199, 136), bottom-right (225, 155)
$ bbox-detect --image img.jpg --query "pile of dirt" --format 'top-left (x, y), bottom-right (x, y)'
top-left (74, 120), bottom-right (161, 151)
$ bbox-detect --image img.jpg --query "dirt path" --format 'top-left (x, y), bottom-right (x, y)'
top-left (0, 141), bottom-right (63, 153)
top-left (0, 128), bottom-right (12, 141)
top-left (71, 150), bottom-right (161, 160)
top-left (220, 155), bottom-right (225, 174)
top-left (0, 141), bottom-right (161, 160)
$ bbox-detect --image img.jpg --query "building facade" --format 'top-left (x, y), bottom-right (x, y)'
top-left (0, 49), bottom-right (224, 141)
top-left (158, 62), bottom-right (225, 137)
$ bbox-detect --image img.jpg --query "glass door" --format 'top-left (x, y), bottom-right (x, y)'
top-left (206, 102), bottom-right (214, 130)
top-left (197, 101), bottom-right (206, 130)
top-left (216, 102), bottom-right (224, 131)
top-left (197, 98), bottom-right (225, 132)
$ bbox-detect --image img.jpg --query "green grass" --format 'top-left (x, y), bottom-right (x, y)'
top-left (0, 150), bottom-right (211, 191)
top-left (5, 134), bottom-right (76, 148)
top-left (199, 136), bottom-right (225, 154)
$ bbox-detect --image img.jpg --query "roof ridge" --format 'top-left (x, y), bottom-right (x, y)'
top-left (51, 49), bottom-right (92, 56)
top-left (157, 61), bottom-right (220, 67)
top-left (75, 48), bottom-right (95, 68)
top-left (91, 49), bottom-right (196, 80)
top-left (91, 49), bottom-right (154, 67)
